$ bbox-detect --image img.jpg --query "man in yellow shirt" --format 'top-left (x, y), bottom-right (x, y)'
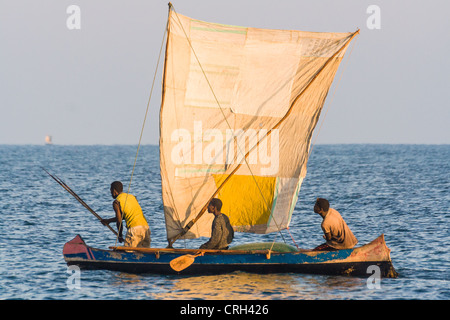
top-left (102, 181), bottom-right (151, 247)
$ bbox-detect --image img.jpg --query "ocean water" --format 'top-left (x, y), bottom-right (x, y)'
top-left (0, 144), bottom-right (448, 300)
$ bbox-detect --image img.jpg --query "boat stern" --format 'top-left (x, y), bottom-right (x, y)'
top-left (349, 234), bottom-right (398, 278)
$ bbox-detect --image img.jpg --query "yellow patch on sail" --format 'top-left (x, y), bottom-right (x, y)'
top-left (212, 174), bottom-right (276, 229)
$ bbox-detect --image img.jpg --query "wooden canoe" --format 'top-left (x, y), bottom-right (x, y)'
top-left (63, 234), bottom-right (398, 278)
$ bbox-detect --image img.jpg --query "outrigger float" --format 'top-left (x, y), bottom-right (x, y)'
top-left (60, 4), bottom-right (398, 278)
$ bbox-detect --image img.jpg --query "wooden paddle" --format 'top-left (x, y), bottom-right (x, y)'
top-left (170, 252), bottom-right (204, 272)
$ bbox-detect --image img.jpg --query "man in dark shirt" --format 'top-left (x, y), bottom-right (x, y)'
top-left (200, 198), bottom-right (234, 250)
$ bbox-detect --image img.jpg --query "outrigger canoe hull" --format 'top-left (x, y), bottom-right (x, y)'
top-left (63, 234), bottom-right (398, 278)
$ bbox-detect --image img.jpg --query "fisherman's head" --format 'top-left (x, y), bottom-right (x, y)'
top-left (208, 198), bottom-right (223, 215)
top-left (110, 181), bottom-right (123, 199)
top-left (314, 198), bottom-right (329, 216)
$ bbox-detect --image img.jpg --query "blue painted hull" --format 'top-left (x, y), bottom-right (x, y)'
top-left (63, 235), bottom-right (398, 277)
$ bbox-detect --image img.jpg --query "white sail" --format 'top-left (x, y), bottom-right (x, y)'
top-left (160, 8), bottom-right (358, 241)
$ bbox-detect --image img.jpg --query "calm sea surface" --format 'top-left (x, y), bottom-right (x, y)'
top-left (0, 144), bottom-right (448, 300)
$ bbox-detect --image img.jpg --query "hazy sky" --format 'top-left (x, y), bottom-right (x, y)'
top-left (1, 0), bottom-right (449, 145)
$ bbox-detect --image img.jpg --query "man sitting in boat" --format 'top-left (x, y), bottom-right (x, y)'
top-left (101, 181), bottom-right (151, 248)
top-left (199, 198), bottom-right (234, 250)
top-left (313, 198), bottom-right (357, 251)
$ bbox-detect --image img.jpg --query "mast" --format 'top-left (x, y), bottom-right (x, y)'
top-left (167, 29), bottom-right (360, 247)
top-left (160, 3), bottom-right (177, 245)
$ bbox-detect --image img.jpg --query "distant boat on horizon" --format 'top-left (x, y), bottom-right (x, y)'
top-left (45, 135), bottom-right (53, 145)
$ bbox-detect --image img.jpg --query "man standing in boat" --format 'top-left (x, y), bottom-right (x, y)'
top-left (199, 198), bottom-right (234, 250)
top-left (101, 181), bottom-right (151, 248)
top-left (313, 198), bottom-right (357, 251)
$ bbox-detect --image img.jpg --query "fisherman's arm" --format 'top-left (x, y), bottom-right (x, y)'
top-left (323, 232), bottom-right (332, 241)
top-left (321, 225), bottom-right (332, 241)
top-left (101, 201), bottom-right (124, 242)
top-left (200, 219), bottom-right (222, 249)
top-left (101, 217), bottom-right (117, 224)
top-left (112, 201), bottom-right (124, 241)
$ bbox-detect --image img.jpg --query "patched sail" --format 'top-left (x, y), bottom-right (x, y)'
top-left (160, 7), bottom-right (358, 241)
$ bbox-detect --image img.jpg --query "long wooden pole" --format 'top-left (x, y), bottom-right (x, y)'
top-left (167, 29), bottom-right (360, 247)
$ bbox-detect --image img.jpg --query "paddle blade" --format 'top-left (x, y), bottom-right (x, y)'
top-left (170, 254), bottom-right (196, 272)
